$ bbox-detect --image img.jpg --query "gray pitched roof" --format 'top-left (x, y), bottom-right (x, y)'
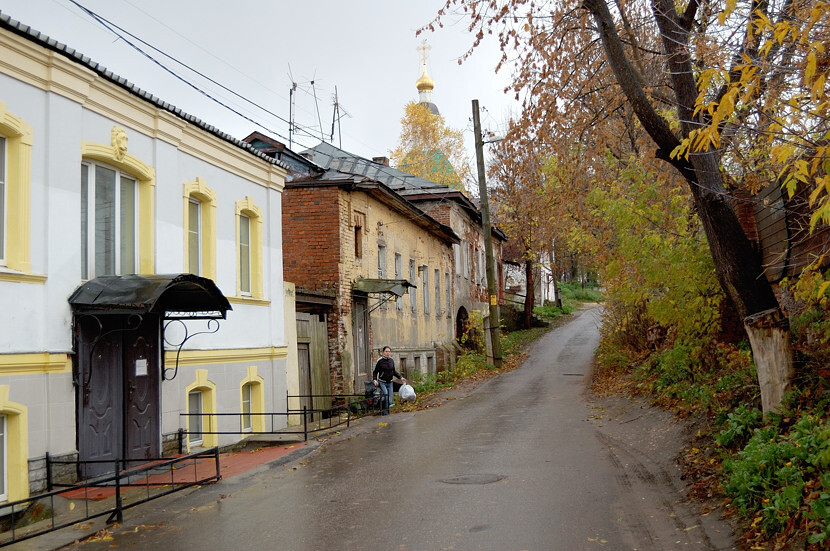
top-left (302, 142), bottom-right (447, 192)
top-left (0, 11), bottom-right (288, 170)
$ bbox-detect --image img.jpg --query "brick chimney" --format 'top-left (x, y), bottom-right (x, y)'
top-left (372, 156), bottom-right (390, 166)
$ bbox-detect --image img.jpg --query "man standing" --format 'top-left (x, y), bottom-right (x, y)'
top-left (373, 346), bottom-right (406, 415)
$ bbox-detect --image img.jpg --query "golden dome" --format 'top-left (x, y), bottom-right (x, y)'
top-left (416, 65), bottom-right (435, 92)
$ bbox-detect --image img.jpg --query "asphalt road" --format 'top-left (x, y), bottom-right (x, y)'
top-left (66, 305), bottom-right (737, 550)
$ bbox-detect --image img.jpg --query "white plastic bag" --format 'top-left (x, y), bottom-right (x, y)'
top-left (398, 384), bottom-right (417, 402)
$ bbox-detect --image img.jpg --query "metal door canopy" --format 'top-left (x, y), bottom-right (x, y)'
top-left (69, 274), bottom-right (232, 320)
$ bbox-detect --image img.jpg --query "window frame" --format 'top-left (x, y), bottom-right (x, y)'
top-left (434, 268), bottom-right (441, 316)
top-left (80, 133), bottom-right (156, 277)
top-left (183, 178), bottom-right (217, 280)
top-left (394, 252), bottom-right (403, 310)
top-left (0, 105), bottom-right (33, 274)
top-left (235, 197), bottom-right (264, 298)
top-left (187, 390), bottom-right (203, 446)
top-left (241, 383), bottom-right (252, 433)
top-left (80, 161), bottom-right (139, 280)
top-left (409, 259), bottom-right (417, 312)
top-left (421, 266), bottom-right (430, 315)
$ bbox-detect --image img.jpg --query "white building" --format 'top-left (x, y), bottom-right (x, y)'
top-left (0, 13), bottom-right (292, 498)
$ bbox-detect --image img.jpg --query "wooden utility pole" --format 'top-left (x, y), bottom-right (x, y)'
top-left (472, 99), bottom-right (502, 367)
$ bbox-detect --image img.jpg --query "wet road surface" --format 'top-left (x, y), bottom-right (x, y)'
top-left (65, 306), bottom-right (736, 550)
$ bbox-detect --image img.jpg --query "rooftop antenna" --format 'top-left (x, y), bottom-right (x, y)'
top-left (330, 87), bottom-right (350, 148)
top-left (311, 77), bottom-right (325, 142)
top-left (287, 65), bottom-right (297, 149)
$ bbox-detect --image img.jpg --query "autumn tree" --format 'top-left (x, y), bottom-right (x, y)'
top-left (423, 0), bottom-right (830, 413)
top-left (390, 101), bottom-right (473, 191)
top-left (489, 125), bottom-right (556, 328)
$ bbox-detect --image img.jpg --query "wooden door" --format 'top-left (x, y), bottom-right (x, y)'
top-left (352, 296), bottom-right (370, 392)
top-left (297, 343), bottom-right (313, 412)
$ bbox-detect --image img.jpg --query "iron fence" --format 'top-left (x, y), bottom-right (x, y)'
top-left (177, 394), bottom-right (380, 451)
top-left (0, 448), bottom-right (220, 548)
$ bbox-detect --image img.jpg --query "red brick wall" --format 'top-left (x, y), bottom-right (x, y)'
top-left (282, 187), bottom-right (342, 290)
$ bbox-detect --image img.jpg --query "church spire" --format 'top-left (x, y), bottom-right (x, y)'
top-left (415, 39), bottom-right (439, 114)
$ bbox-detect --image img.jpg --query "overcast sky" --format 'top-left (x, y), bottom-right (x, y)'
top-left (0, 0), bottom-right (517, 163)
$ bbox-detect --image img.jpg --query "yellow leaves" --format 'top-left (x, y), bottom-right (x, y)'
top-left (718, 0), bottom-right (738, 24)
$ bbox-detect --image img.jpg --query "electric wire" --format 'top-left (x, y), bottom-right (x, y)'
top-left (65, 0), bottom-right (320, 149)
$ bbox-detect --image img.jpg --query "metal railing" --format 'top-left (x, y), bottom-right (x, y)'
top-left (177, 394), bottom-right (381, 451)
top-left (0, 448), bottom-right (220, 548)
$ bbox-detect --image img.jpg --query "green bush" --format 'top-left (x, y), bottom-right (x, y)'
top-left (721, 414), bottom-right (830, 539)
top-left (558, 281), bottom-right (603, 304)
top-left (715, 405), bottom-right (764, 448)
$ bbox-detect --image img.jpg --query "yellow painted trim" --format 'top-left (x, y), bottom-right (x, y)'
top-left (240, 366), bottom-right (265, 433)
top-left (0, 103), bottom-right (33, 273)
top-left (183, 178), bottom-right (217, 281)
top-left (81, 132), bottom-right (156, 274)
top-left (0, 271), bottom-right (46, 284)
top-left (226, 296), bottom-right (271, 306)
top-left (235, 197), bottom-right (264, 299)
top-left (184, 369), bottom-right (217, 450)
top-left (164, 347), bottom-right (288, 367)
top-left (0, 32), bottom-right (286, 191)
top-left (0, 353), bottom-right (71, 375)
top-left (0, 386), bottom-right (29, 502)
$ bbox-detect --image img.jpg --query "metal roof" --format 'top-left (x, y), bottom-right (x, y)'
top-left (302, 142), bottom-right (446, 192)
top-left (68, 274), bottom-right (231, 319)
top-left (352, 278), bottom-right (415, 297)
top-left (0, 12), bottom-right (288, 171)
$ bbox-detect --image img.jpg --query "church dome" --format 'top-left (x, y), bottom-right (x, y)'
top-left (415, 66), bottom-right (435, 92)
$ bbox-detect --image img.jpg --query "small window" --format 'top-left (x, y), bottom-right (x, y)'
top-left (187, 198), bottom-right (201, 275)
top-left (445, 273), bottom-right (451, 317)
top-left (409, 259), bottom-right (417, 312)
top-left (241, 383), bottom-right (252, 433)
top-left (377, 244), bottom-right (387, 278)
top-left (239, 214), bottom-right (251, 295)
top-left (399, 357), bottom-right (406, 375)
top-left (435, 268), bottom-right (441, 316)
top-left (421, 267), bottom-right (430, 314)
top-left (355, 225), bottom-right (363, 259)
top-left (188, 390), bottom-right (203, 446)
top-left (394, 253), bottom-right (403, 310)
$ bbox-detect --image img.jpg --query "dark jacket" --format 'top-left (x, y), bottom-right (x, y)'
top-left (373, 356), bottom-right (401, 383)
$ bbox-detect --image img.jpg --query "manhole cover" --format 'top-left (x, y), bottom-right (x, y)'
top-left (440, 474), bottom-right (505, 485)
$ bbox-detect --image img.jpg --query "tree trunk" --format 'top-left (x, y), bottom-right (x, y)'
top-left (583, 0), bottom-right (795, 413)
top-left (523, 259), bottom-right (535, 329)
top-left (744, 309), bottom-right (795, 414)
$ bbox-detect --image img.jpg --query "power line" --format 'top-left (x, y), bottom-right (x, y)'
top-left (65, 0), bottom-right (319, 149)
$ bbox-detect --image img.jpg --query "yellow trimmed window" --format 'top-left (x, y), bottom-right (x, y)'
top-left (235, 197), bottom-right (263, 298)
top-left (183, 178), bottom-right (217, 280)
top-left (81, 130), bottom-right (155, 277)
top-left (240, 366), bottom-right (265, 433)
top-left (0, 104), bottom-right (33, 273)
top-left (185, 369), bottom-right (217, 450)
top-left (0, 387), bottom-right (28, 503)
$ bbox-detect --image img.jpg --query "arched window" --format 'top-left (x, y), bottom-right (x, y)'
top-left (81, 128), bottom-right (155, 278)
top-left (184, 369), bottom-right (217, 450)
top-left (0, 386), bottom-right (28, 503)
top-left (0, 103), bottom-right (33, 274)
top-left (183, 178), bottom-right (217, 280)
top-left (240, 366), bottom-right (265, 433)
top-left (235, 197), bottom-right (263, 298)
